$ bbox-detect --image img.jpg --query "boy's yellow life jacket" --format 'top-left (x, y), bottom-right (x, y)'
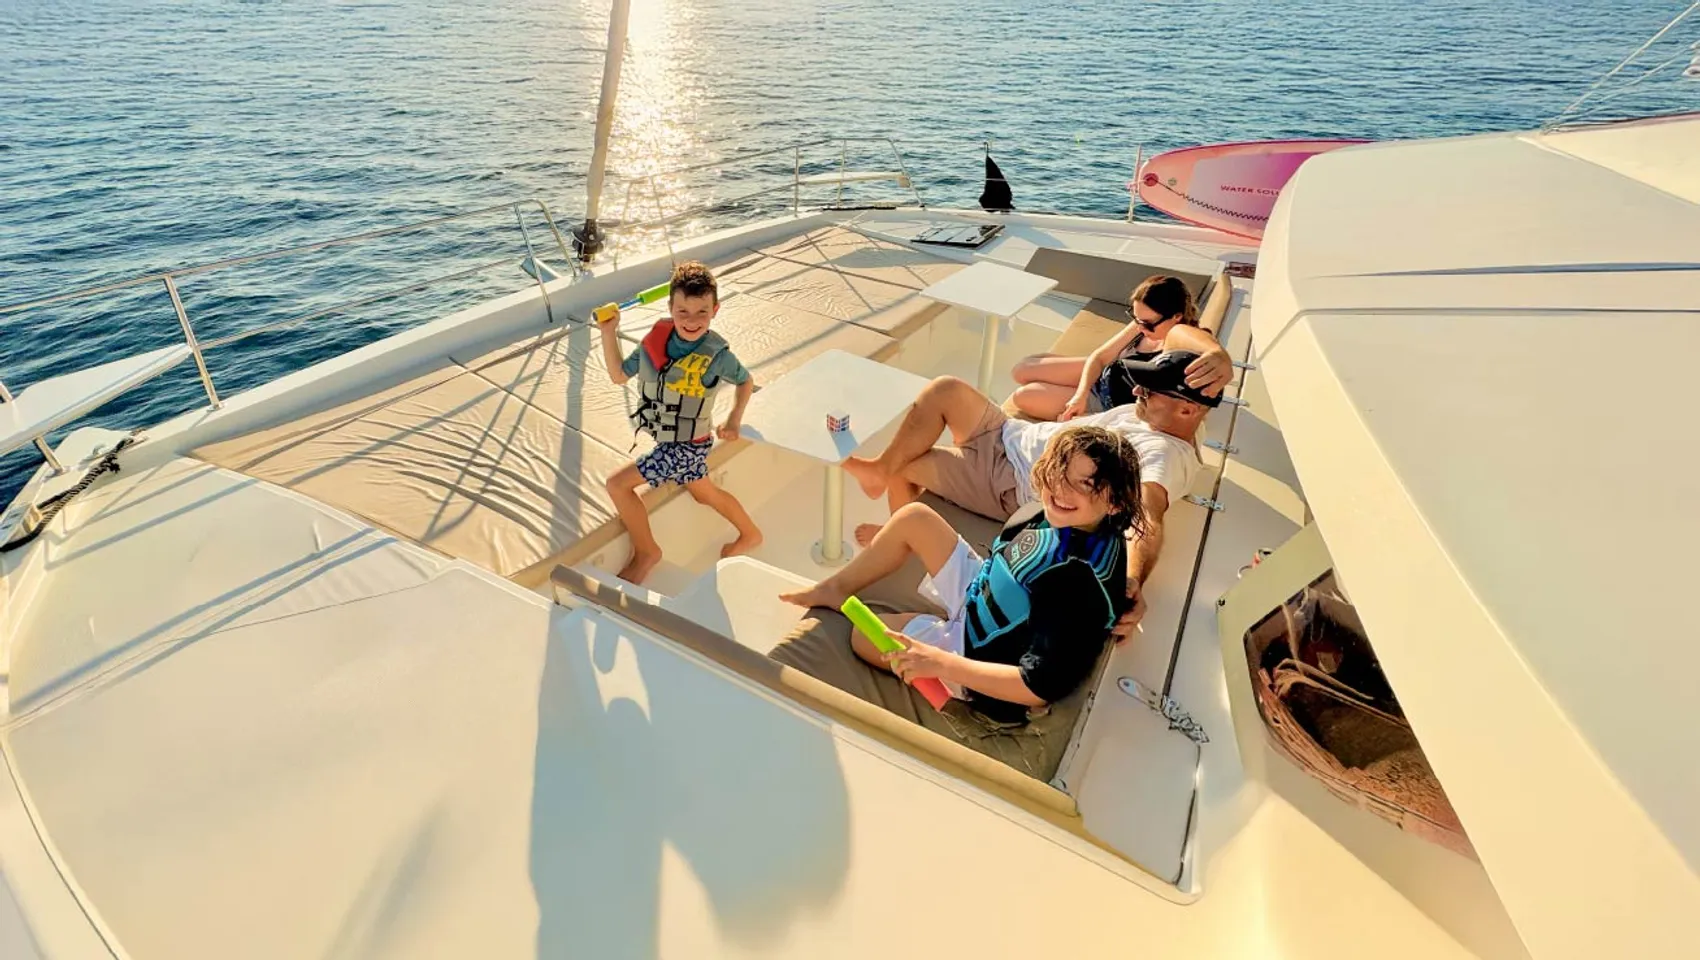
top-left (630, 320), bottom-right (729, 443)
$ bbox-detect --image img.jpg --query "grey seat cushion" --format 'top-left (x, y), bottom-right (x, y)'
top-left (767, 494), bottom-right (1106, 784)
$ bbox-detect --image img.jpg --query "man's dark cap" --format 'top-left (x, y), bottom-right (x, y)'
top-left (1113, 351), bottom-right (1221, 408)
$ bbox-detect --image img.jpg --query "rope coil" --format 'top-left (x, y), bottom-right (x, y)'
top-left (1, 435), bottom-right (140, 553)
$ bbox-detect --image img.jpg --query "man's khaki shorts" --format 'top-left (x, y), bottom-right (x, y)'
top-left (904, 399), bottom-right (1021, 521)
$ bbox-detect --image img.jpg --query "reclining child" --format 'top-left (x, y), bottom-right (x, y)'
top-left (780, 424), bottom-right (1142, 726)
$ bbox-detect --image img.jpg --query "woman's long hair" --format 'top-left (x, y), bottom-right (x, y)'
top-left (1130, 274), bottom-right (1197, 327)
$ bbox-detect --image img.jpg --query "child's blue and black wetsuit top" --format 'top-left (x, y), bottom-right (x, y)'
top-left (960, 502), bottom-right (1129, 723)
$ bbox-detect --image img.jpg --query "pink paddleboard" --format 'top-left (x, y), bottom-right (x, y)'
top-left (1133, 139), bottom-right (1369, 240)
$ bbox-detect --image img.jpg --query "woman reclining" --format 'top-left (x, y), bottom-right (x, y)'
top-left (1009, 274), bottom-right (1232, 421)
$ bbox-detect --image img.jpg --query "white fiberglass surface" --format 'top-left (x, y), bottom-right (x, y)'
top-left (0, 346), bottom-right (190, 460)
top-left (4, 564), bottom-right (1161, 959)
top-left (1255, 124), bottom-right (1700, 958)
top-left (5, 458), bottom-right (450, 715)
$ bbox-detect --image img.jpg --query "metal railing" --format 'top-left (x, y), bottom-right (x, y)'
top-left (609, 137), bottom-right (927, 263)
top-left (0, 198), bottom-right (573, 417)
top-left (1, 134), bottom-right (1154, 477)
top-left (1542, 2), bottom-right (1700, 131)
top-left (0, 197), bottom-right (573, 475)
top-left (601, 134), bottom-right (1163, 264)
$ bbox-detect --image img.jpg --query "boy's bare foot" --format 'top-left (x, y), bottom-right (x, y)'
top-left (720, 530), bottom-right (763, 558)
top-left (617, 547), bottom-right (662, 585)
top-left (854, 522), bottom-right (885, 548)
top-left (842, 456), bottom-right (887, 501)
top-left (779, 581), bottom-right (849, 610)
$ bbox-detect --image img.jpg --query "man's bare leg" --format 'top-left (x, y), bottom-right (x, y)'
top-left (855, 442), bottom-right (968, 548)
top-left (842, 376), bottom-right (998, 500)
top-left (885, 473), bottom-right (921, 513)
top-left (780, 502), bottom-right (961, 609)
top-left (854, 464), bottom-right (931, 547)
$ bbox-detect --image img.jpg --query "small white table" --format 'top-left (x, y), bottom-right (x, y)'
top-left (740, 350), bottom-right (928, 565)
top-left (917, 260), bottom-right (1057, 394)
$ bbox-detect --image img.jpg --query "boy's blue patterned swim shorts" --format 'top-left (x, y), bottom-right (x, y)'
top-left (636, 438), bottom-right (712, 487)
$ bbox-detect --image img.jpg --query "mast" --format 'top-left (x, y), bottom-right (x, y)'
top-left (575, 0), bottom-right (632, 261)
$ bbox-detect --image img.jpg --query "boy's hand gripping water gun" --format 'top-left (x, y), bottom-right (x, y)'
top-left (592, 281), bottom-right (672, 325)
top-left (840, 596), bottom-right (952, 710)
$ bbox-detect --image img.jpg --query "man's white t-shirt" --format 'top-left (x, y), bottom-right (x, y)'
top-left (1002, 405), bottom-right (1201, 506)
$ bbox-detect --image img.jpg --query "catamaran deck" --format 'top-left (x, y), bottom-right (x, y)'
top-left (0, 457), bottom-right (1153, 957)
top-left (191, 226), bottom-right (953, 585)
top-left (0, 210), bottom-right (1519, 957)
top-left (186, 219), bottom-right (1243, 594)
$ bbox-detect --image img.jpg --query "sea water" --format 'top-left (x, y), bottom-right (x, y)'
top-left (2, 0), bottom-right (1694, 498)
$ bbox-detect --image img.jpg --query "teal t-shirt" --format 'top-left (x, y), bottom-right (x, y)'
top-left (622, 330), bottom-right (750, 386)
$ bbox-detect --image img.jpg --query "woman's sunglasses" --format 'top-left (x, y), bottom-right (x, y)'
top-left (1124, 306), bottom-right (1166, 333)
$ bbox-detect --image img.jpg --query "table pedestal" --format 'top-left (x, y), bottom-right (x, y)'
top-left (918, 261), bottom-right (1055, 396)
top-left (975, 309), bottom-right (999, 394)
top-left (735, 349), bottom-right (930, 569)
top-left (811, 466), bottom-right (852, 566)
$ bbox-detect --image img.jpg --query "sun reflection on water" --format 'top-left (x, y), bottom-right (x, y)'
top-left (581, 0), bottom-right (711, 258)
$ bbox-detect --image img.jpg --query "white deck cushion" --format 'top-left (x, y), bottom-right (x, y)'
top-left (6, 458), bottom-right (450, 714)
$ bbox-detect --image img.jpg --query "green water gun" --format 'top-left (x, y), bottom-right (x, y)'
top-left (593, 281), bottom-right (672, 325)
top-left (840, 596), bottom-right (951, 710)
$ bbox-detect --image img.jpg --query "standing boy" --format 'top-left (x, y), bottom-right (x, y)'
top-left (597, 260), bottom-right (762, 584)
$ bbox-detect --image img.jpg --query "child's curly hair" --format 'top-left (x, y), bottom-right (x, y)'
top-left (669, 260), bottom-right (718, 305)
top-left (1030, 425), bottom-right (1146, 538)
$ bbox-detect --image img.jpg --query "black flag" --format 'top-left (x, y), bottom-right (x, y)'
top-left (979, 151), bottom-right (1014, 212)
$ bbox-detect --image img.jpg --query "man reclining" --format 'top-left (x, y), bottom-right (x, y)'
top-left (782, 425), bottom-right (1142, 731)
top-left (843, 351), bottom-right (1221, 633)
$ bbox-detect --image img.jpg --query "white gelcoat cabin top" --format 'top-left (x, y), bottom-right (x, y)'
top-left (1249, 112), bottom-right (1700, 960)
